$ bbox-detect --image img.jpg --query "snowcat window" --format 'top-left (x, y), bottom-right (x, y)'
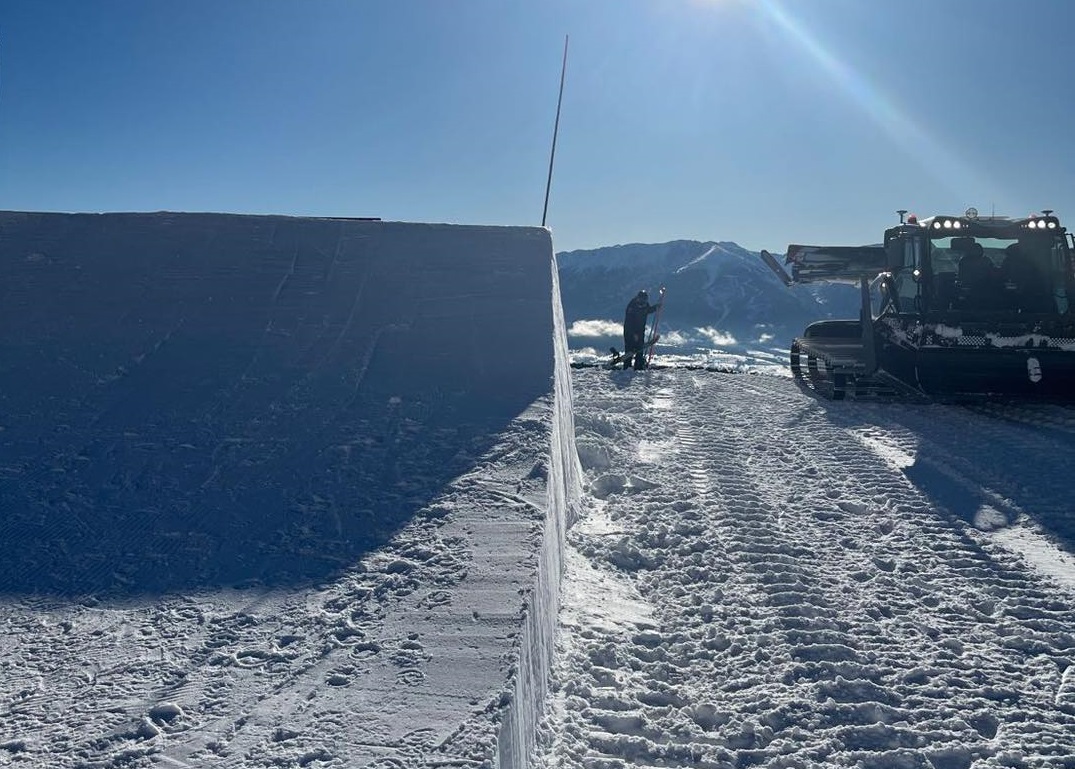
top-left (929, 234), bottom-right (1067, 314)
top-left (892, 238), bottom-right (922, 312)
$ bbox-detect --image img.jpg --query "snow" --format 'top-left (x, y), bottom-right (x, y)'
top-left (2, 211), bottom-right (1075, 769)
top-left (535, 369), bottom-right (1075, 768)
top-left (0, 211), bottom-right (578, 768)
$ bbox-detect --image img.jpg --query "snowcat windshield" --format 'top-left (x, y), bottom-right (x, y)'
top-left (927, 233), bottom-right (1070, 315)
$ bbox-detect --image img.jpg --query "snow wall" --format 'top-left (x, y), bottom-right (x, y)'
top-left (0, 211), bottom-right (580, 766)
top-left (497, 256), bottom-right (583, 767)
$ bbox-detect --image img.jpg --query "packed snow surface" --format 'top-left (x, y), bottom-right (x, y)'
top-left (0, 211), bottom-right (579, 768)
top-left (537, 367), bottom-right (1075, 769)
top-left (3, 211), bottom-right (1075, 769)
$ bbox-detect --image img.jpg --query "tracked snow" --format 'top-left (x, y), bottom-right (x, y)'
top-left (537, 368), bottom-right (1075, 769)
top-left (3, 211), bottom-right (1075, 769)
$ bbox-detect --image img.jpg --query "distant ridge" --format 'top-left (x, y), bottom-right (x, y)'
top-left (556, 239), bottom-right (860, 356)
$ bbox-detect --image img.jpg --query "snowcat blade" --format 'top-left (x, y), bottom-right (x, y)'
top-left (786, 244), bottom-right (889, 285)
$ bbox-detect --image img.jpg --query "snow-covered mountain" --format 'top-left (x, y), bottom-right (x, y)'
top-left (556, 240), bottom-right (860, 367)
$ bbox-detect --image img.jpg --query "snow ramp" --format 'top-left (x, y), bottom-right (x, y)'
top-left (0, 211), bottom-right (580, 768)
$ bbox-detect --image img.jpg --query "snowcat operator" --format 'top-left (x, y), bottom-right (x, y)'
top-left (955, 239), bottom-right (1000, 311)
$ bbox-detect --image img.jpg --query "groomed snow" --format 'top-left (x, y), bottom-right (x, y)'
top-left (535, 368), bottom-right (1075, 768)
top-left (3, 211), bottom-right (1075, 769)
top-left (0, 212), bottom-right (579, 768)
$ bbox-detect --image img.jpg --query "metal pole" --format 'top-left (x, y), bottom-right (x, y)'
top-left (542, 35), bottom-right (569, 228)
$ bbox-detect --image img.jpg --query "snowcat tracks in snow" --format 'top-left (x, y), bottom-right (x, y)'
top-left (789, 339), bottom-right (924, 402)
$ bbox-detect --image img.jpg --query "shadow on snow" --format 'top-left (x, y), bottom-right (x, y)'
top-left (821, 395), bottom-right (1075, 552)
top-left (0, 213), bottom-right (552, 598)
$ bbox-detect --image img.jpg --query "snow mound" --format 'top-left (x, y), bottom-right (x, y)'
top-left (0, 211), bottom-right (579, 768)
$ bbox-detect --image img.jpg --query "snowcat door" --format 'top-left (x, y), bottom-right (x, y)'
top-left (884, 233), bottom-right (926, 316)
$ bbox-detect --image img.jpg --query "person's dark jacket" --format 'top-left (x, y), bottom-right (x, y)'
top-left (623, 292), bottom-right (659, 352)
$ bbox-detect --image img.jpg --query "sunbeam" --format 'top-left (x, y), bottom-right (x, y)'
top-left (754, 0), bottom-right (998, 206)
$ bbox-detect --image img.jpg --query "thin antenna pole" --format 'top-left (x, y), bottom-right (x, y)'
top-left (542, 35), bottom-right (569, 228)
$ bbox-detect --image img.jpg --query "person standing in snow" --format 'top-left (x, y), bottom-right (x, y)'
top-left (622, 289), bottom-right (661, 370)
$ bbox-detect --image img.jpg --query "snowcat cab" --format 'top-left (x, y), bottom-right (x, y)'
top-left (760, 209), bottom-right (1075, 400)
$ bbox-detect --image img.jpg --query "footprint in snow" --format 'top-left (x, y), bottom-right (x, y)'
top-left (349, 641), bottom-right (382, 661)
top-left (589, 473), bottom-right (659, 499)
top-left (417, 589), bottom-right (452, 609)
top-left (396, 668), bottom-right (425, 686)
top-left (326, 672), bottom-right (351, 687)
top-left (576, 439), bottom-right (612, 471)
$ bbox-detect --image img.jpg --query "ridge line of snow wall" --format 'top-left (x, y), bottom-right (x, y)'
top-left (497, 252), bottom-right (582, 768)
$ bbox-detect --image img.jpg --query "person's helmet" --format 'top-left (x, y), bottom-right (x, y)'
top-left (637, 290), bottom-right (648, 299)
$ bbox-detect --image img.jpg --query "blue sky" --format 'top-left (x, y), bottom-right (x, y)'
top-left (3, 0), bottom-right (1075, 253)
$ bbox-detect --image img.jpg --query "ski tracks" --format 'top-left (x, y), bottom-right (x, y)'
top-left (537, 368), bottom-right (1075, 768)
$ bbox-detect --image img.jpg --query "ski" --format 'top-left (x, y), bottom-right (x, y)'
top-left (608, 334), bottom-right (660, 368)
top-left (645, 286), bottom-right (666, 367)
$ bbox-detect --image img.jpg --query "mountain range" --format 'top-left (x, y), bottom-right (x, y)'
top-left (556, 240), bottom-right (861, 365)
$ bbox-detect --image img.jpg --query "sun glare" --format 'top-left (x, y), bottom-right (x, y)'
top-left (753, 0), bottom-right (995, 198)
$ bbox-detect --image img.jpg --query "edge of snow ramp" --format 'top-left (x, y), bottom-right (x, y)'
top-left (496, 251), bottom-right (583, 768)
top-left (0, 211), bottom-right (580, 766)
